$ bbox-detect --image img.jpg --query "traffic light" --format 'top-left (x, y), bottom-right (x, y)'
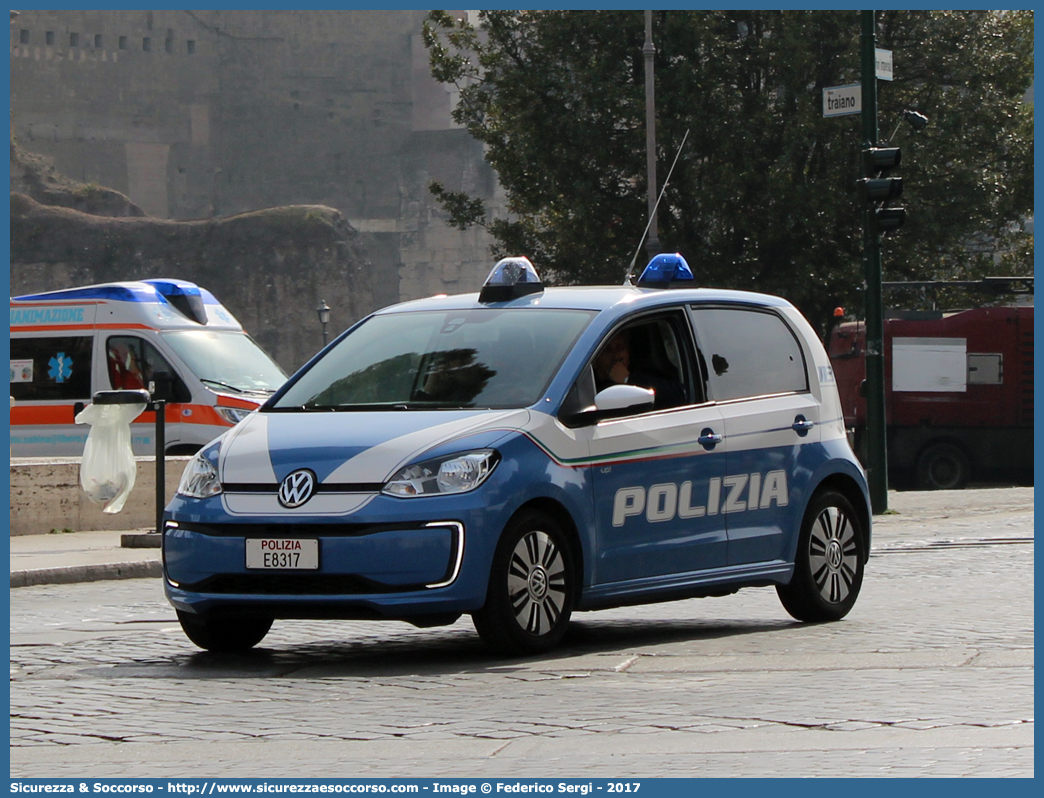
top-left (864, 145), bottom-right (901, 173)
top-left (859, 146), bottom-right (905, 232)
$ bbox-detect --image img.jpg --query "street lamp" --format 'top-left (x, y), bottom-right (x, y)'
top-left (316, 300), bottom-right (331, 346)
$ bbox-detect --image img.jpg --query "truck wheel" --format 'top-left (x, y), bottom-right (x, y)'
top-left (472, 510), bottom-right (576, 655)
top-left (915, 442), bottom-right (970, 490)
top-left (777, 490), bottom-right (864, 623)
top-left (176, 610), bottom-right (272, 652)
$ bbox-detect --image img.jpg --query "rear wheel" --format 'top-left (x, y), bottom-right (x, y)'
top-left (777, 490), bottom-right (864, 623)
top-left (176, 610), bottom-right (272, 652)
top-left (472, 510), bottom-right (576, 655)
top-left (915, 442), bottom-right (970, 490)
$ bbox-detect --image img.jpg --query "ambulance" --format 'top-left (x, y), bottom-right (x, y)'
top-left (163, 255), bottom-right (871, 655)
top-left (10, 279), bottom-right (287, 457)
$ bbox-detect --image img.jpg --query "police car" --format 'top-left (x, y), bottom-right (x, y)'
top-left (164, 254), bottom-right (870, 655)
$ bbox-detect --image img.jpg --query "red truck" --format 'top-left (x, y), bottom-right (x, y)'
top-left (828, 300), bottom-right (1033, 490)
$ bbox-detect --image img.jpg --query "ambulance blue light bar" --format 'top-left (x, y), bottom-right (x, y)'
top-left (478, 257), bottom-right (544, 303)
top-left (637, 253), bottom-right (696, 289)
top-left (12, 284), bottom-right (158, 303)
top-left (144, 278), bottom-right (201, 297)
top-left (144, 279), bottom-right (208, 324)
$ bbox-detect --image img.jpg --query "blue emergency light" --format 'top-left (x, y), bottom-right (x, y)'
top-left (12, 284), bottom-right (150, 303)
top-left (144, 279), bottom-right (209, 324)
top-left (478, 257), bottom-right (544, 303)
top-left (637, 253), bottom-right (696, 289)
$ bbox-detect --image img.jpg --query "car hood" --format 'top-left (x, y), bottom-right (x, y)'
top-left (217, 408), bottom-right (532, 486)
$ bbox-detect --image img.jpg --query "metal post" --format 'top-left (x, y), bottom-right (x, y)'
top-left (643, 10), bottom-right (659, 262)
top-left (861, 10), bottom-right (888, 513)
top-left (153, 398), bottom-right (165, 534)
top-left (149, 371), bottom-right (174, 535)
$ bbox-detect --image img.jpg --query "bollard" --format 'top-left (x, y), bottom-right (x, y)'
top-left (148, 372), bottom-right (175, 535)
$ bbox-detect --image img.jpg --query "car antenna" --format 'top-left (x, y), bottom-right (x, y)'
top-left (623, 128), bottom-right (690, 286)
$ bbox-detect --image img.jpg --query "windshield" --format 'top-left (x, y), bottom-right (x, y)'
top-left (162, 330), bottom-right (288, 394)
top-left (272, 308), bottom-right (595, 410)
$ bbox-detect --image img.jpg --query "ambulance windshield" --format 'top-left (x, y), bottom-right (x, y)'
top-left (162, 330), bottom-right (288, 395)
top-left (272, 308), bottom-right (595, 410)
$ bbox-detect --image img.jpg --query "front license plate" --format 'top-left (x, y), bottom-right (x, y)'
top-left (245, 539), bottom-right (319, 570)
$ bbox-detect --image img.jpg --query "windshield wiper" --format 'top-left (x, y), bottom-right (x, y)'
top-left (200, 378), bottom-right (247, 394)
top-left (300, 403), bottom-right (407, 412)
top-left (294, 402), bottom-right (482, 412)
top-left (201, 380), bottom-right (277, 396)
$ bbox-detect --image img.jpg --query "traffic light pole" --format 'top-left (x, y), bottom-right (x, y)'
top-left (861, 10), bottom-right (889, 513)
top-left (643, 9), bottom-right (660, 262)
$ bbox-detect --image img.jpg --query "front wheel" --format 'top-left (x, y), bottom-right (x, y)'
top-left (777, 490), bottom-right (865, 623)
top-left (177, 610), bottom-right (272, 652)
top-left (472, 510), bottom-right (576, 655)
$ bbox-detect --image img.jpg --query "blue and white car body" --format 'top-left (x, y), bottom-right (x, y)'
top-left (164, 255), bottom-right (870, 653)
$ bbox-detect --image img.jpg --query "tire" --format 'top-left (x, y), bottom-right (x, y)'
top-left (777, 490), bottom-right (865, 623)
top-left (472, 510), bottom-right (576, 655)
top-left (176, 610), bottom-right (272, 652)
top-left (166, 443), bottom-right (203, 457)
top-left (915, 442), bottom-right (970, 490)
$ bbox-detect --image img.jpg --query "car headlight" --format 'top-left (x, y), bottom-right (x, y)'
top-left (383, 450), bottom-right (500, 497)
top-left (177, 450), bottom-right (223, 499)
top-left (216, 406), bottom-right (253, 425)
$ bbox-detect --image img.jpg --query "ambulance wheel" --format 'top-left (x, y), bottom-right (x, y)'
top-left (166, 443), bottom-right (203, 456)
top-left (176, 610), bottom-right (272, 652)
top-left (472, 510), bottom-right (576, 656)
top-left (915, 442), bottom-right (970, 490)
top-left (777, 491), bottom-right (864, 623)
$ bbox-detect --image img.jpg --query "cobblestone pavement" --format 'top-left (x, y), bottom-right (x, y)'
top-left (10, 489), bottom-right (1033, 778)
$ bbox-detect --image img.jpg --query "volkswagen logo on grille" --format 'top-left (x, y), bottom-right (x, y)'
top-left (277, 469), bottom-right (316, 508)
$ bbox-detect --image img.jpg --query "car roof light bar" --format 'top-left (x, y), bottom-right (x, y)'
top-left (636, 252), bottom-right (696, 289)
top-left (478, 257), bottom-right (544, 303)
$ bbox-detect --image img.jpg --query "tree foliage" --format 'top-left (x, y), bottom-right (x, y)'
top-left (424, 10), bottom-right (1033, 330)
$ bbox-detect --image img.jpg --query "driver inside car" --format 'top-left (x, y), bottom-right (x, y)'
top-left (593, 328), bottom-right (685, 409)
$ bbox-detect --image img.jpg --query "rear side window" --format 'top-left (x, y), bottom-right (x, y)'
top-left (10, 336), bottom-right (94, 401)
top-left (689, 306), bottom-right (808, 401)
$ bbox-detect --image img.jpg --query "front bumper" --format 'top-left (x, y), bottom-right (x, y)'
top-left (163, 496), bottom-right (504, 621)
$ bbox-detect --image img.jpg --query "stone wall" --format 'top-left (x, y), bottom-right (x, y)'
top-left (9, 456), bottom-right (188, 536)
top-left (9, 10), bottom-right (508, 333)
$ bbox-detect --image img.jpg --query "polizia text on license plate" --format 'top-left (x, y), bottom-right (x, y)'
top-left (245, 539), bottom-right (319, 570)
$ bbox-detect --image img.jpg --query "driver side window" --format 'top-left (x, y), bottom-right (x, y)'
top-left (107, 336), bottom-right (181, 396)
top-left (560, 311), bottom-right (699, 423)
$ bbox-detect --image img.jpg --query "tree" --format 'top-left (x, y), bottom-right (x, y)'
top-left (424, 10), bottom-right (1033, 332)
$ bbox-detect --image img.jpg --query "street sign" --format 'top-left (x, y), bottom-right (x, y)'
top-left (875, 48), bottom-right (893, 81)
top-left (823, 84), bottom-right (862, 117)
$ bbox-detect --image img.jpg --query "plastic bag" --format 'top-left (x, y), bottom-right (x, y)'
top-left (76, 399), bottom-right (148, 513)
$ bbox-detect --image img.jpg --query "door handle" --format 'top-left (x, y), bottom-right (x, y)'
top-left (792, 415), bottom-right (814, 436)
top-left (697, 429), bottom-right (723, 449)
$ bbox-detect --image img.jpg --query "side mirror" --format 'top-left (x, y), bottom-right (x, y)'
top-left (92, 389), bottom-right (152, 406)
top-left (594, 384), bottom-right (655, 413)
top-left (149, 371), bottom-right (191, 404)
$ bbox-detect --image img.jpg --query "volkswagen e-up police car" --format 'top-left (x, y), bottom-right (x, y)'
top-left (164, 255), bottom-right (870, 655)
